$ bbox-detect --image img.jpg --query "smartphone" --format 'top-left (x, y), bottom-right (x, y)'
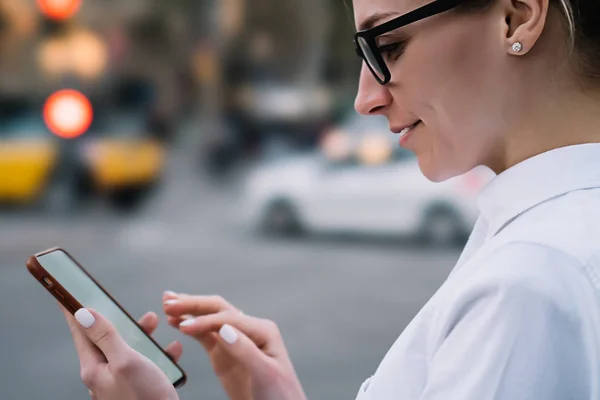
top-left (26, 247), bottom-right (186, 388)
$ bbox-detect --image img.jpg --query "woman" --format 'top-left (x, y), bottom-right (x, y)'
top-left (62, 0), bottom-right (600, 398)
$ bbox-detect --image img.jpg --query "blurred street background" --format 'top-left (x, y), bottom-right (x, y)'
top-left (0, 1), bottom-right (492, 399)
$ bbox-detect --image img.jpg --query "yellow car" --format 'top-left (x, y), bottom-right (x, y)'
top-left (0, 112), bottom-right (167, 212)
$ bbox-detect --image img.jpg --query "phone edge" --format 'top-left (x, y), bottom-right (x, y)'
top-left (26, 247), bottom-right (187, 388)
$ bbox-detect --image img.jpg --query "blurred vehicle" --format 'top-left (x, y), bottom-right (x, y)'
top-left (0, 116), bottom-right (60, 208)
top-left (204, 82), bottom-right (334, 179)
top-left (83, 112), bottom-right (166, 211)
top-left (238, 82), bottom-right (332, 126)
top-left (241, 112), bottom-right (495, 246)
top-left (0, 109), bottom-right (166, 213)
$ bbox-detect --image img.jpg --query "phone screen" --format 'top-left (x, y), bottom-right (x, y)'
top-left (37, 249), bottom-right (184, 385)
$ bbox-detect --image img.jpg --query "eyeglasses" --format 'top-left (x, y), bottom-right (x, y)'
top-left (354, 0), bottom-right (463, 85)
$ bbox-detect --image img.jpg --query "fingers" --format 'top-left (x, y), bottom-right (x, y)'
top-left (167, 316), bottom-right (182, 329)
top-left (163, 294), bottom-right (236, 318)
top-left (138, 312), bottom-right (159, 335)
top-left (162, 291), bottom-right (252, 353)
top-left (60, 304), bottom-right (105, 367)
top-left (137, 310), bottom-right (183, 362)
top-left (178, 311), bottom-right (282, 356)
top-left (215, 324), bottom-right (274, 375)
top-left (74, 308), bottom-right (133, 363)
top-left (163, 290), bottom-right (179, 302)
top-left (165, 341), bottom-right (183, 363)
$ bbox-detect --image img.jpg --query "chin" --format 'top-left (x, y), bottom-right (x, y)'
top-left (416, 156), bottom-right (462, 183)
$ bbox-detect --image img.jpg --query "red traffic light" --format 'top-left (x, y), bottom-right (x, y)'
top-left (37, 0), bottom-right (82, 21)
top-left (43, 89), bottom-right (93, 139)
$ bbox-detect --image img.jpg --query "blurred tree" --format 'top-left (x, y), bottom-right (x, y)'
top-left (0, 9), bottom-right (7, 38)
top-left (128, 16), bottom-right (170, 53)
top-left (323, 0), bottom-right (360, 82)
top-left (113, 0), bottom-right (189, 137)
top-left (322, 0), bottom-right (361, 120)
top-left (0, 0), bottom-right (37, 50)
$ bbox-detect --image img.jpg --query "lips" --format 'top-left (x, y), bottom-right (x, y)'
top-left (392, 120), bottom-right (421, 138)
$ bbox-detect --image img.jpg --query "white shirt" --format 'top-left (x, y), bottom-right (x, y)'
top-left (356, 143), bottom-right (600, 400)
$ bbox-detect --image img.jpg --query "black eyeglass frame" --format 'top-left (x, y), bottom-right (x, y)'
top-left (354, 0), bottom-right (464, 85)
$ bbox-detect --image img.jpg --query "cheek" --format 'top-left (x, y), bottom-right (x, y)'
top-left (410, 20), bottom-right (500, 120)
top-left (396, 19), bottom-right (503, 172)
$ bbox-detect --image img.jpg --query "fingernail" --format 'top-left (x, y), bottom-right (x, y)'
top-left (179, 318), bottom-right (196, 327)
top-left (164, 299), bottom-right (178, 306)
top-left (219, 324), bottom-right (237, 344)
top-left (164, 290), bottom-right (177, 297)
top-left (75, 309), bottom-right (95, 328)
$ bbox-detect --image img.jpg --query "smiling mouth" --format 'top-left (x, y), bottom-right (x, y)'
top-left (397, 121), bottom-right (421, 138)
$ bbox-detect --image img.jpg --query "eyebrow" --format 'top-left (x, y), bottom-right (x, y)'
top-left (358, 12), bottom-right (400, 31)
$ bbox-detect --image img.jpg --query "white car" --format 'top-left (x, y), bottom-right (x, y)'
top-left (241, 112), bottom-right (494, 245)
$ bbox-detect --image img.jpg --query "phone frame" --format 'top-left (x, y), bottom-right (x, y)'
top-left (26, 247), bottom-right (187, 388)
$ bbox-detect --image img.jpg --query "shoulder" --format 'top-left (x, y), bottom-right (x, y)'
top-left (424, 244), bottom-right (597, 400)
top-left (440, 242), bottom-right (585, 327)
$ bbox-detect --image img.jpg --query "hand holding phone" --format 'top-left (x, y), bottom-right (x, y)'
top-left (61, 307), bottom-right (180, 400)
top-left (27, 248), bottom-right (187, 398)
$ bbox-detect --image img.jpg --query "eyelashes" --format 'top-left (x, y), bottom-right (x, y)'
top-left (377, 40), bottom-right (407, 62)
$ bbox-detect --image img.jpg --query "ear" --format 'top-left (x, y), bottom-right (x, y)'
top-left (500, 0), bottom-right (550, 55)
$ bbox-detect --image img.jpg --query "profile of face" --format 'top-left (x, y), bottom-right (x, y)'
top-left (352, 0), bottom-right (553, 181)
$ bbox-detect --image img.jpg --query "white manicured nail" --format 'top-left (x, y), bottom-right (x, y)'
top-left (179, 318), bottom-right (196, 327)
top-left (164, 300), bottom-right (178, 306)
top-left (219, 324), bottom-right (237, 344)
top-left (75, 309), bottom-right (95, 328)
top-left (164, 290), bottom-right (177, 296)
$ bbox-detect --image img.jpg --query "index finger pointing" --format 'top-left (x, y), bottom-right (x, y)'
top-left (163, 295), bottom-right (235, 317)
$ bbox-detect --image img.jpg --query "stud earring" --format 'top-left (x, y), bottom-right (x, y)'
top-left (512, 42), bottom-right (523, 53)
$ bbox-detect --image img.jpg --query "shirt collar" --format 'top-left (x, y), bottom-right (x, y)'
top-left (477, 143), bottom-right (600, 237)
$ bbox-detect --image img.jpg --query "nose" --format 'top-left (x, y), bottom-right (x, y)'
top-left (354, 64), bottom-right (392, 116)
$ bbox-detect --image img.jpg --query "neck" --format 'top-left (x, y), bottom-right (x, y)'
top-left (487, 85), bottom-right (600, 175)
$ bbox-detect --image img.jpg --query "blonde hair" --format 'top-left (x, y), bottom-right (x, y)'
top-left (557, 0), bottom-right (576, 52)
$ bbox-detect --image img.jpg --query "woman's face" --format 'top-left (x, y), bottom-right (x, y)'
top-left (353, 0), bottom-right (517, 181)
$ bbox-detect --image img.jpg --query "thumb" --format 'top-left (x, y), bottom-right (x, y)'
top-left (217, 324), bottom-right (272, 373)
top-left (74, 308), bottom-right (132, 363)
